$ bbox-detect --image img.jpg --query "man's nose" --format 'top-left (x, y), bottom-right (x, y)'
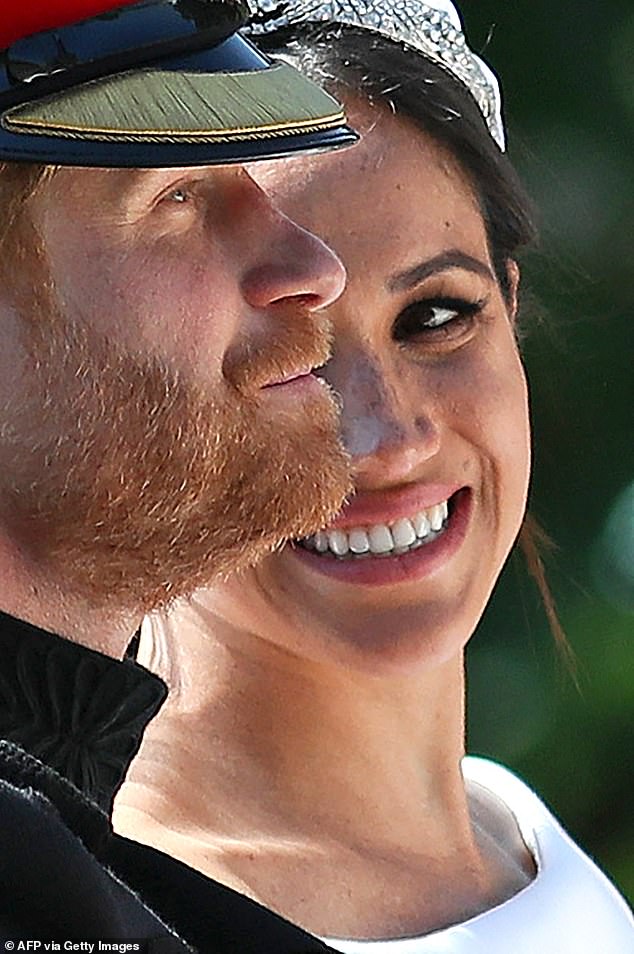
top-left (240, 204), bottom-right (346, 312)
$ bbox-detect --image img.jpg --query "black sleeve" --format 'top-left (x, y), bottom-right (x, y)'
top-left (0, 780), bottom-right (189, 950)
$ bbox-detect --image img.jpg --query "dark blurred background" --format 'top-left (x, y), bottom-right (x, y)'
top-left (461, 1), bottom-right (634, 903)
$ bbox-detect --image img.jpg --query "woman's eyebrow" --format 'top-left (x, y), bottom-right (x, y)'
top-left (388, 250), bottom-right (495, 292)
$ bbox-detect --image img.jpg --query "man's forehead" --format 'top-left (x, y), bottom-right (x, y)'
top-left (52, 165), bottom-right (200, 200)
top-left (107, 167), bottom-right (186, 196)
top-left (95, 166), bottom-right (191, 189)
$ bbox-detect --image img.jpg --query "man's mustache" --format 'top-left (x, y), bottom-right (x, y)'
top-left (223, 308), bottom-right (334, 395)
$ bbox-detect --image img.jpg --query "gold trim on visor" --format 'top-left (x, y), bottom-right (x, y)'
top-left (3, 62), bottom-right (346, 143)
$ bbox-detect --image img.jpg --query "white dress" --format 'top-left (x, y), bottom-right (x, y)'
top-left (319, 758), bottom-right (634, 954)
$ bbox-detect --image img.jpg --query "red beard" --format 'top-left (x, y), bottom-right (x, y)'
top-left (2, 251), bottom-right (352, 614)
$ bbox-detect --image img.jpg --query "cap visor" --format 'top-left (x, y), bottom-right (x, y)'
top-left (0, 34), bottom-right (357, 165)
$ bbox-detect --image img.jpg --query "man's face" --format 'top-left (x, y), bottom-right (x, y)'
top-left (0, 164), bottom-right (352, 612)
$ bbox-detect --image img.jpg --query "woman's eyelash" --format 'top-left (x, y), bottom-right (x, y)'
top-left (393, 296), bottom-right (486, 342)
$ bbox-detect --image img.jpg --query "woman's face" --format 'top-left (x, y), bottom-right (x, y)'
top-left (195, 100), bottom-right (531, 674)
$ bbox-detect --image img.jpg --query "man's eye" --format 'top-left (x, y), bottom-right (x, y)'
top-left (167, 188), bottom-right (189, 204)
top-left (393, 297), bottom-right (485, 343)
top-left (155, 184), bottom-right (197, 207)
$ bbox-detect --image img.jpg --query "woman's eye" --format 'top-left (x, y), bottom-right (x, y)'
top-left (425, 305), bottom-right (462, 328)
top-left (393, 297), bottom-right (484, 344)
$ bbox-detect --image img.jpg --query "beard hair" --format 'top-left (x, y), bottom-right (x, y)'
top-left (1, 257), bottom-right (352, 615)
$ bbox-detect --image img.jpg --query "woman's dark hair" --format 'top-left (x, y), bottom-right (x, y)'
top-left (260, 25), bottom-right (569, 656)
top-left (259, 25), bottom-right (536, 302)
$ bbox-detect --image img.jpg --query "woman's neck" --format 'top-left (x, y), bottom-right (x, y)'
top-left (125, 650), bottom-right (468, 841)
top-left (114, 607), bottom-right (528, 938)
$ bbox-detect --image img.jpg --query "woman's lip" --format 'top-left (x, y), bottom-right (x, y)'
top-left (290, 489), bottom-right (472, 587)
top-left (326, 483), bottom-right (466, 532)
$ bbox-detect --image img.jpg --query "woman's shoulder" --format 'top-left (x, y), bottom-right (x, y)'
top-left (461, 755), bottom-right (634, 951)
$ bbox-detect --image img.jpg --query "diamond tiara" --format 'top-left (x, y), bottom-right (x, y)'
top-left (245, 0), bottom-right (505, 150)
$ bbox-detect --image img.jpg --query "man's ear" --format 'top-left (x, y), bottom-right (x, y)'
top-left (506, 259), bottom-right (520, 322)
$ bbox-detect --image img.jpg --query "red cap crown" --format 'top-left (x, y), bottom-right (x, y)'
top-left (0, 0), bottom-right (140, 49)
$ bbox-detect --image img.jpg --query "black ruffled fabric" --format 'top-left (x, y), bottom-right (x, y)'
top-left (0, 611), bottom-right (166, 811)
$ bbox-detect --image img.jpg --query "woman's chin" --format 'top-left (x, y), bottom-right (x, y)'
top-left (277, 589), bottom-right (487, 679)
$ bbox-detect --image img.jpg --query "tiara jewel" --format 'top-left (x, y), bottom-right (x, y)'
top-left (245, 0), bottom-right (505, 150)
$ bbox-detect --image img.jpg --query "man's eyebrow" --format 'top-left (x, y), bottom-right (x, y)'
top-left (107, 167), bottom-right (188, 201)
top-left (388, 250), bottom-right (495, 292)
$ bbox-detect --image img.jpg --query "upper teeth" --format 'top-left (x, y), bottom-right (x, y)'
top-left (301, 500), bottom-right (449, 558)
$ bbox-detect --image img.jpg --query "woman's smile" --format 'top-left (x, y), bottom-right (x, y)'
top-left (290, 485), bottom-right (472, 586)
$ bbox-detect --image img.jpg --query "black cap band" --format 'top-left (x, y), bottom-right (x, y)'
top-left (0, 0), bottom-right (358, 167)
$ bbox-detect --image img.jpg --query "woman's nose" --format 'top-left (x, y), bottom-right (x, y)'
top-left (325, 352), bottom-right (442, 485)
top-left (241, 208), bottom-right (346, 313)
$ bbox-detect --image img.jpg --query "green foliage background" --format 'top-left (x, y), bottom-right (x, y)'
top-left (461, 1), bottom-right (634, 903)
